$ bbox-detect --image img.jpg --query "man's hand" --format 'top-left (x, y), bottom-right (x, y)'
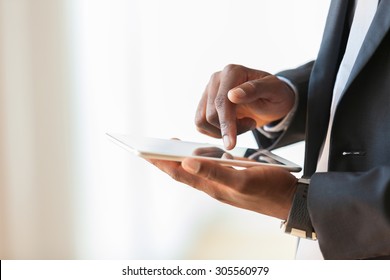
top-left (195, 64), bottom-right (295, 149)
top-left (148, 158), bottom-right (298, 220)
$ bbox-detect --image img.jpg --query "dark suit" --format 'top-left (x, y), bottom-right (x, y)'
top-left (254, 0), bottom-right (390, 259)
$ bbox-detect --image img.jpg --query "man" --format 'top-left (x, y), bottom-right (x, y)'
top-left (149, 0), bottom-right (390, 259)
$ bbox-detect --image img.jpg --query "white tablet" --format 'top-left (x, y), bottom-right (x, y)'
top-left (107, 133), bottom-right (302, 172)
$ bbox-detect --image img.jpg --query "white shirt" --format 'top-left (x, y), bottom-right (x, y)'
top-left (296, 0), bottom-right (379, 259)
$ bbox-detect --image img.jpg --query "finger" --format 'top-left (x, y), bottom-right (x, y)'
top-left (214, 68), bottom-right (245, 149)
top-left (196, 126), bottom-right (222, 139)
top-left (205, 73), bottom-right (222, 128)
top-left (148, 158), bottom-right (232, 201)
top-left (195, 75), bottom-right (223, 138)
top-left (215, 95), bottom-right (237, 150)
top-left (196, 109), bottom-right (222, 138)
top-left (228, 75), bottom-right (295, 105)
top-left (182, 158), bottom-right (242, 186)
top-left (146, 158), bottom-right (180, 171)
top-left (147, 158), bottom-right (206, 186)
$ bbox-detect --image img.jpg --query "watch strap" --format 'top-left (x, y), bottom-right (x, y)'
top-left (282, 178), bottom-right (317, 240)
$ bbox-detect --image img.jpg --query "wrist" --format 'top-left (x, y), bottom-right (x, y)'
top-left (280, 177), bottom-right (298, 220)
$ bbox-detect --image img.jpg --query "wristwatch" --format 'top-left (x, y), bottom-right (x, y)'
top-left (281, 177), bottom-right (317, 240)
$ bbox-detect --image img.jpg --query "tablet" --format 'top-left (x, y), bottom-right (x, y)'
top-left (107, 133), bottom-right (302, 172)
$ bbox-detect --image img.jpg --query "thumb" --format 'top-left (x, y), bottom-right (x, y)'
top-left (228, 76), bottom-right (275, 104)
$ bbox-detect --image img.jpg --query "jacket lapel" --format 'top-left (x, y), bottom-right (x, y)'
top-left (304, 0), bottom-right (352, 176)
top-left (343, 0), bottom-right (390, 92)
top-left (305, 0), bottom-right (390, 176)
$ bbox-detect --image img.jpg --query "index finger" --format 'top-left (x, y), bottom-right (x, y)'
top-left (215, 67), bottom-right (245, 149)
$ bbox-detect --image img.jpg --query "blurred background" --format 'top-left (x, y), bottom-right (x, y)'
top-left (0, 0), bottom-right (329, 259)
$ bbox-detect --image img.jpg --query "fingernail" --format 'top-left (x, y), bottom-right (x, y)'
top-left (228, 88), bottom-right (246, 100)
top-left (223, 135), bottom-right (231, 149)
top-left (182, 159), bottom-right (201, 174)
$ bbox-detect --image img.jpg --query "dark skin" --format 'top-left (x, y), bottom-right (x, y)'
top-left (148, 64), bottom-right (298, 220)
top-left (196, 64), bottom-right (295, 149)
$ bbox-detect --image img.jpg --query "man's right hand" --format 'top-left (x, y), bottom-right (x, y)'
top-left (195, 64), bottom-right (295, 149)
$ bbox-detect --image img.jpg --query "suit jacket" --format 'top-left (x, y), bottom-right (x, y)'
top-left (254, 0), bottom-right (390, 259)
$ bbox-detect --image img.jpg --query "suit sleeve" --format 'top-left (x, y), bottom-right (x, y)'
top-left (308, 168), bottom-right (390, 259)
top-left (253, 61), bottom-right (313, 150)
